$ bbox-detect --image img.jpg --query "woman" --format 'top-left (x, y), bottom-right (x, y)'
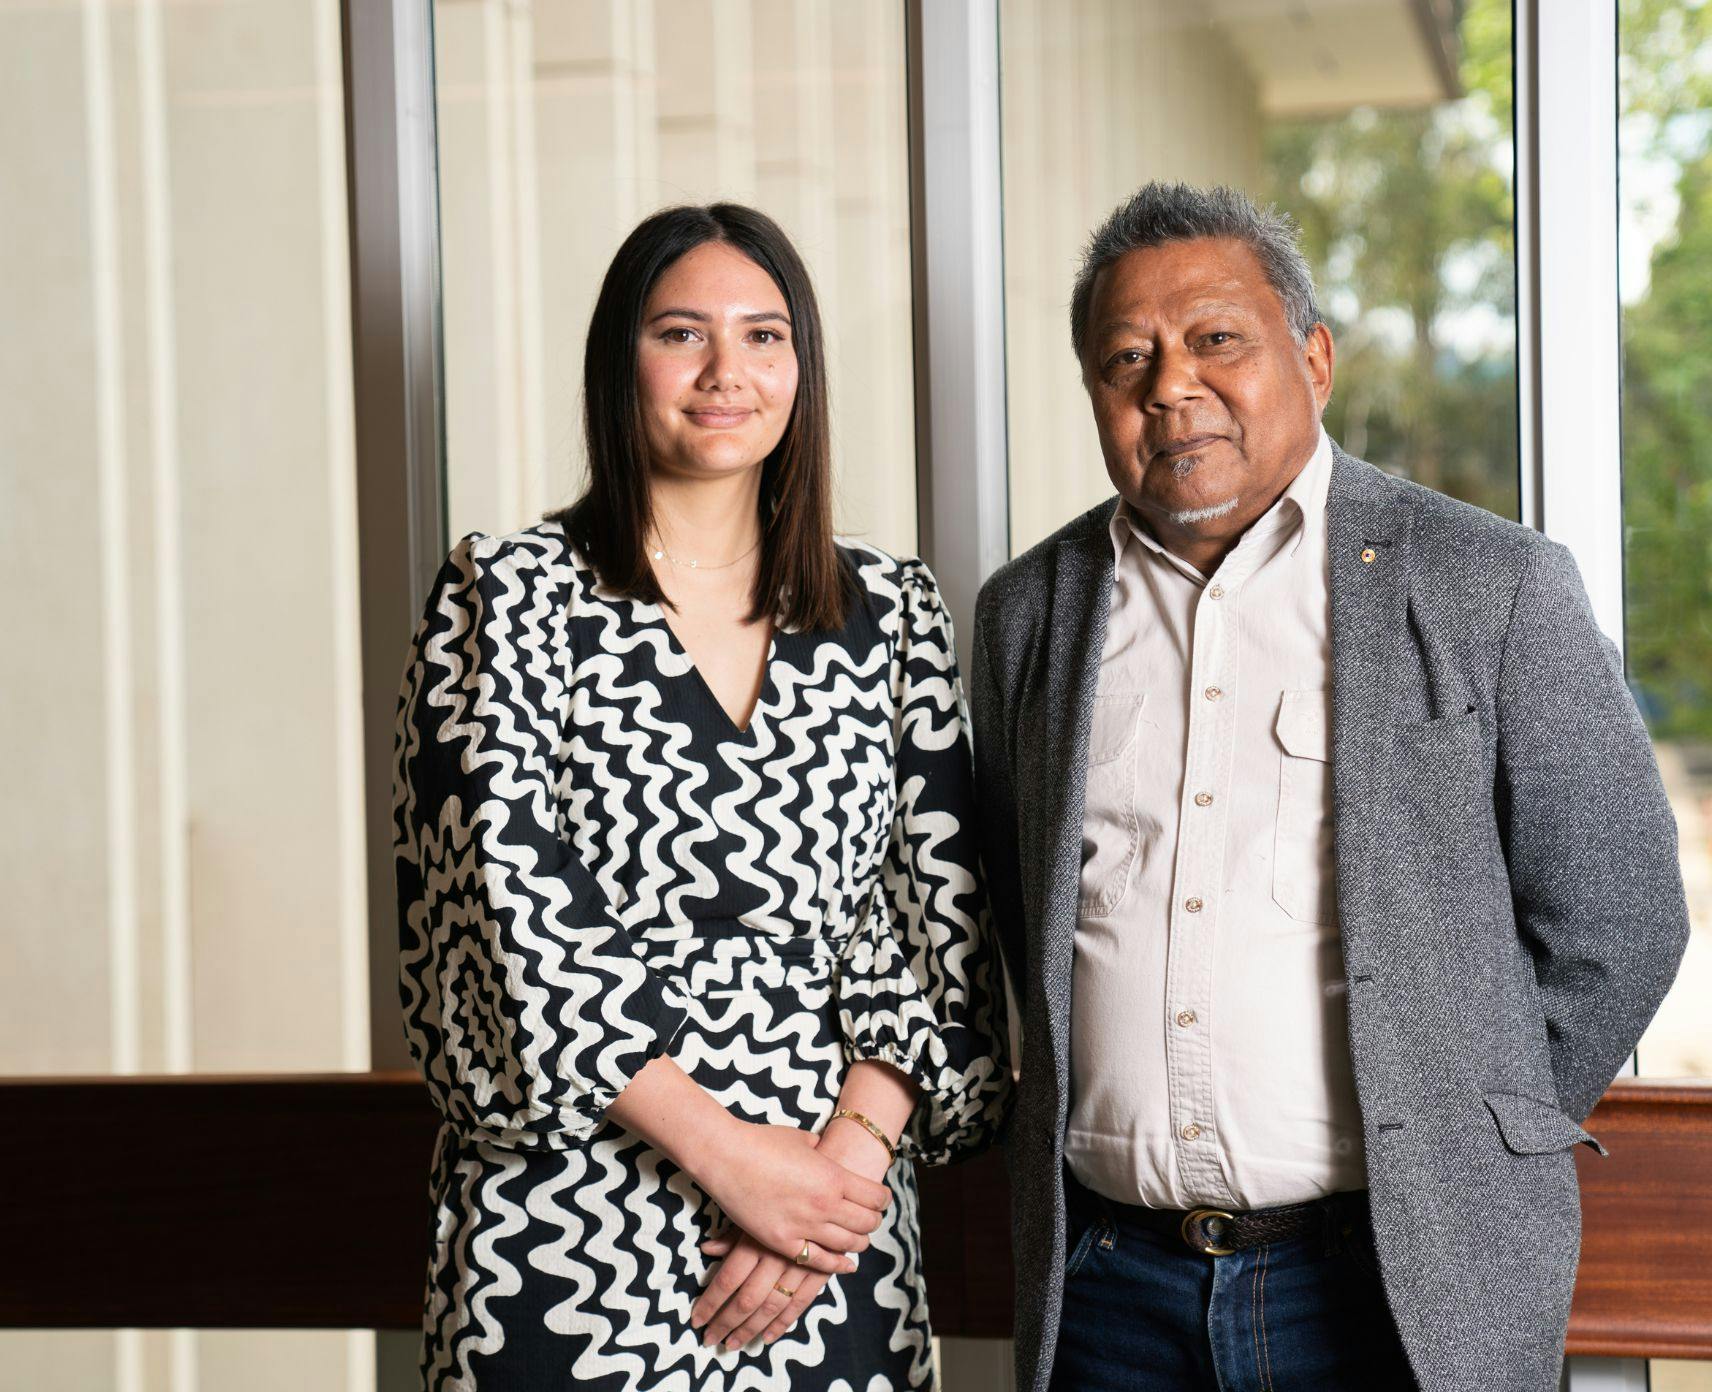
top-left (394, 202), bottom-right (1011, 1390)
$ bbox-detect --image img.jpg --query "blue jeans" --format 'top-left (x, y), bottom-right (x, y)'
top-left (1048, 1175), bottom-right (1417, 1391)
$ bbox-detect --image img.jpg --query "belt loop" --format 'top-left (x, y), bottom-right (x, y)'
top-left (1327, 1190), bottom-right (1362, 1255)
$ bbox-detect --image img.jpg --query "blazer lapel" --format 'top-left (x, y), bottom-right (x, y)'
top-left (1036, 507), bottom-right (1117, 1072)
top-left (1327, 447), bottom-right (1417, 970)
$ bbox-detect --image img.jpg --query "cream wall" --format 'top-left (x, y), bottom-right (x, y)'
top-left (1, 0), bottom-right (367, 1074)
top-left (1000, 0), bottom-right (1263, 556)
top-left (435, 0), bottom-right (919, 561)
top-left (1, 1), bottom-right (369, 1388)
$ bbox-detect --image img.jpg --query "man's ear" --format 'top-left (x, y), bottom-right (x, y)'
top-left (1305, 322), bottom-right (1335, 412)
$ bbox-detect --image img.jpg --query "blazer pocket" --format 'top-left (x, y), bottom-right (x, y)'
top-left (1483, 1091), bottom-right (1608, 1156)
top-left (1272, 689), bottom-right (1337, 925)
top-left (1079, 693), bottom-right (1149, 919)
top-left (1397, 703), bottom-right (1480, 741)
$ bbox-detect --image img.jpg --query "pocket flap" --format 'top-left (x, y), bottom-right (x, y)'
top-left (1275, 689), bottom-right (1331, 762)
top-left (1483, 1091), bottom-right (1607, 1156)
top-left (1088, 692), bottom-right (1146, 764)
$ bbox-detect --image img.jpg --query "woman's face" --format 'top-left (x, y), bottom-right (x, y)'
top-left (636, 241), bottom-right (799, 484)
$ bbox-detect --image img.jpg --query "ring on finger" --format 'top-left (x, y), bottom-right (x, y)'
top-left (773, 1281), bottom-right (796, 1297)
top-left (794, 1241), bottom-right (812, 1266)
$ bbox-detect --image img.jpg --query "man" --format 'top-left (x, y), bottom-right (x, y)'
top-left (971, 182), bottom-right (1689, 1392)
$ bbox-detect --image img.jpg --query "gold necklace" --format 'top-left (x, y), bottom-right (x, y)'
top-left (648, 533), bottom-right (761, 572)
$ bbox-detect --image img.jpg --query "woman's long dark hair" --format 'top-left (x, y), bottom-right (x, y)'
top-left (549, 203), bottom-right (851, 631)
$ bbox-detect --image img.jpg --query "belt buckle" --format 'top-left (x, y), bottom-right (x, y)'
top-left (1181, 1207), bottom-right (1236, 1256)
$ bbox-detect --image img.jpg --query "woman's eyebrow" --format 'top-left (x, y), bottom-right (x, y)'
top-left (646, 307), bottom-right (791, 325)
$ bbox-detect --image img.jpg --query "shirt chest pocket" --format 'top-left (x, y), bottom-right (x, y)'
top-left (1079, 692), bottom-right (1158, 919)
top-left (1273, 688), bottom-right (1337, 926)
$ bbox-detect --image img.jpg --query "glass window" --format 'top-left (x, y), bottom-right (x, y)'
top-left (433, 0), bottom-right (918, 558)
top-left (0, 0), bottom-right (370, 1384)
top-left (1000, 0), bottom-right (1518, 555)
top-left (1612, 3), bottom-right (1710, 1385)
top-left (0, 2), bottom-right (367, 1074)
top-left (1623, 0), bottom-right (1712, 1093)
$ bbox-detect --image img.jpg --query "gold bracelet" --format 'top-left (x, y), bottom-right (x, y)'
top-left (829, 1107), bottom-right (896, 1163)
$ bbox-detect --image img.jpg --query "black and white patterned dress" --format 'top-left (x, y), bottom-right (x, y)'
top-left (393, 522), bottom-right (1012, 1391)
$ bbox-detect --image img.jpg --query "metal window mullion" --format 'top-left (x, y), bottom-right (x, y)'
top-left (1563, 1360), bottom-right (1650, 1392)
top-left (1520, 0), bottom-right (1625, 652)
top-left (1523, 0), bottom-right (1644, 1387)
top-left (906, 0), bottom-right (1010, 672)
top-left (905, 4), bottom-right (1014, 1389)
top-left (1514, 0), bottom-right (1542, 533)
top-left (342, 5), bottom-right (446, 1390)
top-left (343, 0), bottom-right (447, 1085)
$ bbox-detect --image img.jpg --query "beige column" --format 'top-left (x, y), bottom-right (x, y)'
top-left (1002, 1), bottom-right (1266, 554)
top-left (752, 1), bottom-right (835, 257)
top-left (656, 0), bottom-right (757, 204)
top-left (827, 0), bottom-right (916, 557)
top-left (526, 0), bottom-right (663, 521)
top-left (1000, 0), bottom-right (1048, 556)
top-left (438, 0), bottom-right (519, 538)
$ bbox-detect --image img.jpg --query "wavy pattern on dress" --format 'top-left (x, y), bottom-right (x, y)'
top-left (394, 523), bottom-right (1011, 1390)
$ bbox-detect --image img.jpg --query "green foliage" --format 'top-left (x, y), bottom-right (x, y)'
top-left (1620, 0), bottom-right (1712, 739)
top-left (1259, 0), bottom-right (1712, 740)
top-left (1261, 0), bottom-right (1518, 519)
top-left (1621, 0), bottom-right (1712, 135)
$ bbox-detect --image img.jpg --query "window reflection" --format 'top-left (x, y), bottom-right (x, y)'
top-left (1623, 0), bottom-right (1712, 1089)
top-left (1263, 0), bottom-right (1517, 521)
top-left (1619, 4), bottom-right (1712, 1381)
top-left (1000, 0), bottom-right (1518, 554)
top-left (0, 0), bottom-right (369, 1386)
top-left (434, 0), bottom-right (917, 556)
top-left (0, 5), bottom-right (366, 1072)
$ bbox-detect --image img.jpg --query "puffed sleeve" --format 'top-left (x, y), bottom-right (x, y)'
top-left (835, 557), bottom-right (1014, 1165)
top-left (393, 534), bottom-right (690, 1150)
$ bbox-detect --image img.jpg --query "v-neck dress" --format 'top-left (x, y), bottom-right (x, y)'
top-left (393, 522), bottom-right (1012, 1391)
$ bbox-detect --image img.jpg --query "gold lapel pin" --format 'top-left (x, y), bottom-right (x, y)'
top-left (1360, 547), bottom-right (1377, 564)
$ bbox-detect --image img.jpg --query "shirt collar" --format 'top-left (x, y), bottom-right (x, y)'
top-left (1108, 427), bottom-right (1334, 577)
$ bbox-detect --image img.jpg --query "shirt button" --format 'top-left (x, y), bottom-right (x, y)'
top-left (1204, 686), bottom-right (1223, 701)
top-left (1185, 897), bottom-right (1204, 913)
top-left (1208, 584), bottom-right (1225, 599)
top-left (1176, 1010), bottom-right (1197, 1028)
top-left (1181, 1123), bottom-right (1202, 1141)
top-left (1194, 791), bottom-right (1213, 807)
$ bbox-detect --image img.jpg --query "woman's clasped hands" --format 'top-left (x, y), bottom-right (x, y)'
top-left (690, 1118), bottom-right (893, 1350)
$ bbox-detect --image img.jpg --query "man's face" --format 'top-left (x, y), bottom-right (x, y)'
top-left (1081, 237), bottom-right (1334, 558)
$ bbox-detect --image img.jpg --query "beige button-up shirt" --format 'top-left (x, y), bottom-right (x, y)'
top-left (1067, 430), bottom-right (1367, 1211)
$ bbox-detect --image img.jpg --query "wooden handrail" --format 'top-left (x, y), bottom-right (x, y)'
top-left (1, 1073), bottom-right (1707, 1358)
top-left (0, 1071), bottom-right (434, 1328)
top-left (1566, 1078), bottom-right (1712, 1358)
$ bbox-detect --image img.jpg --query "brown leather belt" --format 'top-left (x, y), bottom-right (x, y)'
top-left (1075, 1177), bottom-right (1372, 1257)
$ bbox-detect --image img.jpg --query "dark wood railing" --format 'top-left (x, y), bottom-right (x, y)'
top-left (1564, 1081), bottom-right (1712, 1358)
top-left (2, 1074), bottom-right (1707, 1358)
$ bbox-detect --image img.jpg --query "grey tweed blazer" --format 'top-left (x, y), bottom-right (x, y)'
top-left (970, 445), bottom-right (1690, 1392)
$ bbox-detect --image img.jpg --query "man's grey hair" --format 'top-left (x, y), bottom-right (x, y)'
top-left (1069, 182), bottom-right (1323, 361)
